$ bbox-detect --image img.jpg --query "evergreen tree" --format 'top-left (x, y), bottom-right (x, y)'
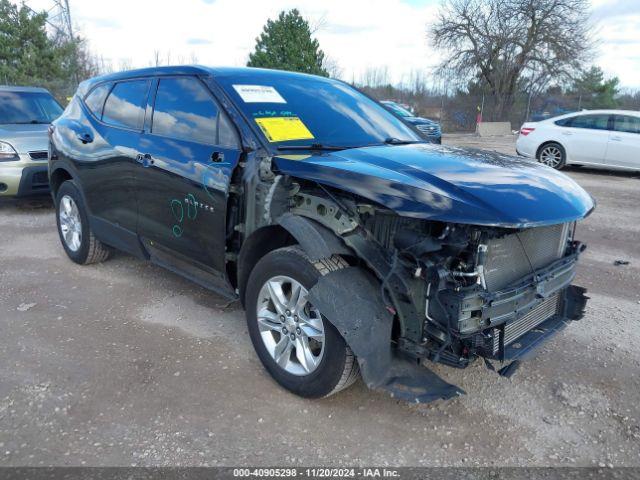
top-left (0, 0), bottom-right (79, 99)
top-left (570, 66), bottom-right (620, 109)
top-left (247, 9), bottom-right (328, 77)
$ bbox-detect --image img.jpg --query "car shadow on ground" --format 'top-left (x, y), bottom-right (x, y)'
top-left (0, 195), bottom-right (54, 211)
top-left (563, 165), bottom-right (640, 179)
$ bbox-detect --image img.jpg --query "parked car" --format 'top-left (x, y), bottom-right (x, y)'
top-left (517, 109), bottom-right (640, 170)
top-left (50, 66), bottom-right (594, 402)
top-left (0, 86), bottom-right (63, 196)
top-left (381, 100), bottom-right (442, 143)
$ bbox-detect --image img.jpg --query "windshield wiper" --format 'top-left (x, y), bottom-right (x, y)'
top-left (383, 137), bottom-right (424, 145)
top-left (11, 120), bottom-right (49, 124)
top-left (277, 143), bottom-right (349, 151)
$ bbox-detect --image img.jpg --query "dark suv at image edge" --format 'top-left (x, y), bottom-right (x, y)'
top-left (49, 66), bottom-right (594, 402)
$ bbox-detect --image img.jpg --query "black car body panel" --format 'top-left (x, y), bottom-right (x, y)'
top-left (50, 66), bottom-right (594, 402)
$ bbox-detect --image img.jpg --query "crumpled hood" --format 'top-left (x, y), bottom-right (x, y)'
top-left (273, 143), bottom-right (595, 228)
top-left (0, 124), bottom-right (49, 153)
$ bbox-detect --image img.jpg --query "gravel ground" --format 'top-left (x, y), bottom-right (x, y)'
top-left (0, 134), bottom-right (639, 467)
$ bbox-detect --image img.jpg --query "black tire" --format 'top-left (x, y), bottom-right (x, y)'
top-left (245, 246), bottom-right (360, 398)
top-left (537, 142), bottom-right (566, 169)
top-left (55, 180), bottom-right (111, 265)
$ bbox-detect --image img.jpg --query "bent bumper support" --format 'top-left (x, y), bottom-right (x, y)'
top-left (309, 267), bottom-right (464, 403)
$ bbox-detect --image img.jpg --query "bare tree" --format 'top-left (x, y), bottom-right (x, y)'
top-left (151, 50), bottom-right (162, 67)
top-left (118, 58), bottom-right (133, 71)
top-left (359, 66), bottom-right (390, 88)
top-left (322, 55), bottom-right (343, 79)
top-left (430, 0), bottom-right (593, 120)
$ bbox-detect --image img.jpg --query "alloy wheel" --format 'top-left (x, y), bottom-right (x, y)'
top-left (256, 275), bottom-right (325, 376)
top-left (59, 195), bottom-right (82, 252)
top-left (539, 145), bottom-right (563, 168)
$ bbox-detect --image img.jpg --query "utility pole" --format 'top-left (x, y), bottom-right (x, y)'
top-left (60, 0), bottom-right (74, 40)
top-left (50, 0), bottom-right (79, 86)
top-left (25, 0), bottom-right (80, 88)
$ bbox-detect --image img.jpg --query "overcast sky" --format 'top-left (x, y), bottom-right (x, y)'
top-left (22, 0), bottom-right (640, 89)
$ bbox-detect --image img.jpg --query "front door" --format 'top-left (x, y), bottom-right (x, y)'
top-left (135, 76), bottom-right (241, 277)
top-left (606, 115), bottom-right (640, 169)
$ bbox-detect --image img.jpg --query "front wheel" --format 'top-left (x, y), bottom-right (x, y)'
top-left (245, 246), bottom-right (359, 398)
top-left (537, 142), bottom-right (566, 169)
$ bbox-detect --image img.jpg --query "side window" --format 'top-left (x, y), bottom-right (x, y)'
top-left (152, 77), bottom-right (237, 147)
top-left (84, 83), bottom-right (112, 118)
top-left (102, 80), bottom-right (150, 130)
top-left (566, 114), bottom-right (610, 131)
top-left (613, 115), bottom-right (640, 134)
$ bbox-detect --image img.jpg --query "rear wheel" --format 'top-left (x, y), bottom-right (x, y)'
top-left (537, 142), bottom-right (566, 169)
top-left (245, 246), bottom-right (359, 398)
top-left (55, 181), bottom-right (110, 265)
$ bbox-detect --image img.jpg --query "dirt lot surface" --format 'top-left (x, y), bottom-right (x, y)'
top-left (1, 134), bottom-right (639, 467)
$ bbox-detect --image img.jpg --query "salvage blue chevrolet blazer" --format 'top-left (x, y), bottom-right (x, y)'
top-left (49, 66), bottom-right (595, 402)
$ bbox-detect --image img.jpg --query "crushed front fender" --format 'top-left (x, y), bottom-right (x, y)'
top-left (308, 267), bottom-right (464, 403)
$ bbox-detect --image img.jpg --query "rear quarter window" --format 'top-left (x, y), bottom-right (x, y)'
top-left (554, 117), bottom-right (571, 127)
top-left (102, 80), bottom-right (150, 130)
top-left (84, 83), bottom-right (112, 118)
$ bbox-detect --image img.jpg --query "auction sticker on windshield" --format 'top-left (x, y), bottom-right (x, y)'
top-left (255, 116), bottom-right (314, 142)
top-left (232, 85), bottom-right (286, 103)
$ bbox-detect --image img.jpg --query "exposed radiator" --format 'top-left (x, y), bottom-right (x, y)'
top-left (492, 293), bottom-right (561, 354)
top-left (483, 223), bottom-right (570, 291)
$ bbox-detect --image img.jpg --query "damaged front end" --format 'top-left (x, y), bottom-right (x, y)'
top-left (281, 186), bottom-right (590, 402)
top-left (388, 217), bottom-right (589, 368)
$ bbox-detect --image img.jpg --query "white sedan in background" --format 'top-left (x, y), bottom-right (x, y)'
top-left (516, 110), bottom-right (640, 171)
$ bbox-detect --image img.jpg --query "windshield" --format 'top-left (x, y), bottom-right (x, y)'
top-left (382, 101), bottom-right (414, 118)
top-left (217, 74), bottom-right (420, 149)
top-left (0, 91), bottom-right (63, 124)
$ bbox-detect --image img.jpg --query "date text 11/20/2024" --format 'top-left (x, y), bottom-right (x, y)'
top-left (233, 468), bottom-right (400, 478)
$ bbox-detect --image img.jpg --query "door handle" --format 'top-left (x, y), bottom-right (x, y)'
top-left (561, 131), bottom-right (572, 136)
top-left (76, 131), bottom-right (93, 144)
top-left (611, 136), bottom-right (622, 142)
top-left (210, 151), bottom-right (225, 163)
top-left (136, 153), bottom-right (154, 167)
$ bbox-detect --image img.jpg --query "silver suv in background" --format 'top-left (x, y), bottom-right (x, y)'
top-left (0, 86), bottom-right (63, 196)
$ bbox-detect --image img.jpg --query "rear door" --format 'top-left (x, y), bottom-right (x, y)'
top-left (79, 79), bottom-right (150, 237)
top-left (135, 75), bottom-right (241, 276)
top-left (559, 114), bottom-right (611, 165)
top-left (606, 115), bottom-right (640, 169)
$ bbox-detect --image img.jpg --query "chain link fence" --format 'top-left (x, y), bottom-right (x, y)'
top-left (363, 86), bottom-right (640, 134)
